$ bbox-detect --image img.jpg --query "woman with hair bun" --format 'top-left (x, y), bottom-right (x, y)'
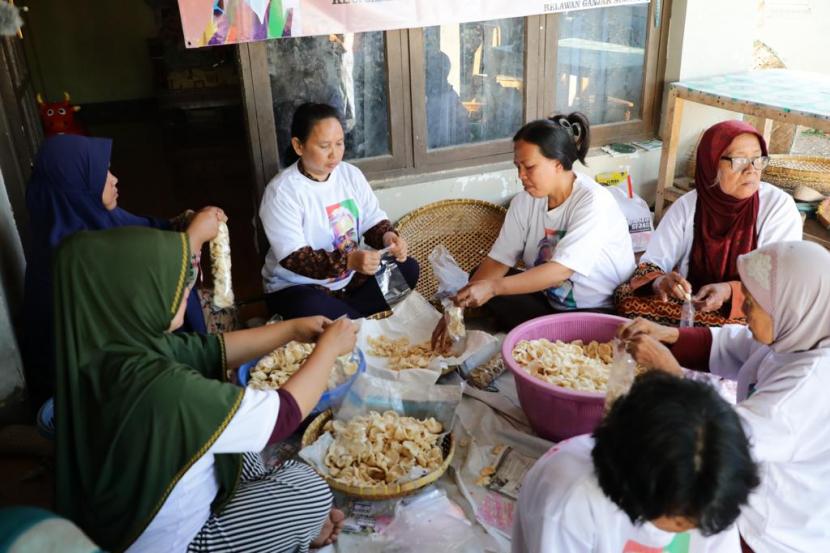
top-left (433, 112), bottom-right (635, 342)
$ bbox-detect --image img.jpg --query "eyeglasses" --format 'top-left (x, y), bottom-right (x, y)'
top-left (720, 155), bottom-right (770, 172)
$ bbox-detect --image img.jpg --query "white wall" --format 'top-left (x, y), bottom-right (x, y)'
top-left (375, 149), bottom-right (663, 222)
top-left (659, 0), bottom-right (756, 178)
top-left (758, 1), bottom-right (828, 74)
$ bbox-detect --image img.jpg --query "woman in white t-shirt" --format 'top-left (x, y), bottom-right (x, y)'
top-left (621, 241), bottom-right (830, 553)
top-left (614, 120), bottom-right (801, 327)
top-left (260, 102), bottom-right (418, 320)
top-left (433, 112), bottom-right (634, 342)
top-left (513, 371), bottom-right (759, 553)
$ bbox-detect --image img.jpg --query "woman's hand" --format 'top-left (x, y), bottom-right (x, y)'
top-left (186, 206), bottom-right (226, 249)
top-left (316, 318), bottom-right (358, 357)
top-left (652, 271), bottom-right (692, 302)
top-left (693, 282), bottom-right (732, 313)
top-left (291, 316), bottom-right (331, 343)
top-left (455, 280), bottom-right (498, 308)
top-left (347, 249), bottom-right (381, 275)
top-left (617, 317), bottom-right (679, 344)
top-left (383, 232), bottom-right (408, 262)
top-left (625, 335), bottom-right (683, 376)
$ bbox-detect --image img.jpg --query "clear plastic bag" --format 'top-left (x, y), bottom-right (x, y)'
top-left (441, 297), bottom-right (468, 357)
top-left (680, 293), bottom-right (696, 328)
top-left (375, 251), bottom-right (411, 307)
top-left (378, 488), bottom-right (480, 553)
top-left (210, 221), bottom-right (234, 309)
top-left (428, 245), bottom-right (469, 298)
top-left (336, 372), bottom-right (462, 430)
top-left (605, 339), bottom-right (637, 410)
top-left (429, 246), bottom-right (470, 354)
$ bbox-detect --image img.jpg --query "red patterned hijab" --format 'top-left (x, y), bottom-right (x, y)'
top-left (687, 120), bottom-right (768, 289)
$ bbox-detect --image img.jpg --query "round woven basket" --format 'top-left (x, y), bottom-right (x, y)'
top-left (763, 155), bottom-right (830, 194)
top-left (301, 409), bottom-right (455, 500)
top-left (396, 199), bottom-right (507, 301)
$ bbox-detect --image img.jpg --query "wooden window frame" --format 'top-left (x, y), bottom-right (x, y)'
top-left (407, 16), bottom-right (543, 172)
top-left (239, 2), bottom-right (670, 193)
top-left (541, 1), bottom-right (669, 147)
top-left (241, 31), bottom-right (410, 199)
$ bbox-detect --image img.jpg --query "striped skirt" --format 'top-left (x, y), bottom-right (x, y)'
top-left (188, 453), bottom-right (332, 553)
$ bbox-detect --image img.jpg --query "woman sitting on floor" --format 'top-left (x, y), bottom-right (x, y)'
top-left (614, 120), bottom-right (801, 326)
top-left (513, 371), bottom-right (759, 553)
top-left (621, 241), bottom-right (830, 552)
top-left (53, 220), bottom-right (356, 552)
top-left (433, 112), bottom-right (634, 342)
top-left (21, 134), bottom-right (215, 408)
top-left (259, 102), bottom-right (418, 320)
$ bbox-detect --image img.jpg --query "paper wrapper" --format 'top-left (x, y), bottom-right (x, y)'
top-left (357, 292), bottom-right (497, 385)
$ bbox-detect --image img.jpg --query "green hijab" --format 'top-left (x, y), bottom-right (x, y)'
top-left (53, 227), bottom-right (243, 552)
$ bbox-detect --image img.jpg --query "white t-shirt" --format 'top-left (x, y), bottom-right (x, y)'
top-left (709, 326), bottom-right (830, 552)
top-left (512, 435), bottom-right (739, 553)
top-left (127, 388), bottom-right (279, 553)
top-left (260, 162), bottom-right (388, 293)
top-left (641, 182), bottom-right (801, 276)
top-left (488, 173), bottom-right (635, 310)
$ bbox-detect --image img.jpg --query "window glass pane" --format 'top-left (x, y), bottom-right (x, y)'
top-left (423, 18), bottom-right (525, 150)
top-left (555, 5), bottom-right (648, 125)
top-left (267, 33), bottom-right (390, 161)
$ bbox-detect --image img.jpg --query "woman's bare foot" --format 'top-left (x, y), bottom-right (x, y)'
top-left (311, 508), bottom-right (345, 548)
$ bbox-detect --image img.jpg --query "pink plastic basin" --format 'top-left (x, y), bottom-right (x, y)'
top-left (502, 312), bottom-right (631, 442)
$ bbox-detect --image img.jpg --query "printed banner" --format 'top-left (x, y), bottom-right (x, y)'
top-left (179, 0), bottom-right (649, 48)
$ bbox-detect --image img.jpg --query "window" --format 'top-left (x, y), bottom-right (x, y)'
top-left (554, 5), bottom-right (648, 125)
top-left (266, 32), bottom-right (391, 161)
top-left (241, 2), bottom-right (668, 190)
top-left (422, 18), bottom-right (526, 149)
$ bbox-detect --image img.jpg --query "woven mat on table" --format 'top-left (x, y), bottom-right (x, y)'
top-left (396, 199), bottom-right (507, 301)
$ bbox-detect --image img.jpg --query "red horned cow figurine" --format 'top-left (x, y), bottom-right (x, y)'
top-left (36, 91), bottom-right (86, 136)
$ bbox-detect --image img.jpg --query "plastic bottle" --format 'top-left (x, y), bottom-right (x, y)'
top-left (605, 339), bottom-right (637, 410)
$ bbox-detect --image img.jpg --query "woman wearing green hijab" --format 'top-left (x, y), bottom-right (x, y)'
top-left (53, 214), bottom-right (356, 553)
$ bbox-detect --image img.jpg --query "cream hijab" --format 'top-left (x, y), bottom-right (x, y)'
top-left (737, 241), bottom-right (830, 353)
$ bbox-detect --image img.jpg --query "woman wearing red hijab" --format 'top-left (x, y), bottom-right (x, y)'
top-left (614, 120), bottom-right (801, 326)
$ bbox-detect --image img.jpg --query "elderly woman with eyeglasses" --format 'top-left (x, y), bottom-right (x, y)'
top-left (614, 120), bottom-right (801, 327)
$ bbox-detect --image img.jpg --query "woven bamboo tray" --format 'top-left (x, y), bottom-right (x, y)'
top-left (396, 199), bottom-right (507, 301)
top-left (301, 409), bottom-right (455, 500)
top-left (763, 155), bottom-right (830, 194)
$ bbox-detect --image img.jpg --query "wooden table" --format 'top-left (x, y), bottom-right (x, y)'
top-left (655, 69), bottom-right (830, 249)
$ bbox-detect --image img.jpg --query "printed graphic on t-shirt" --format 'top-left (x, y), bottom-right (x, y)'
top-left (534, 229), bottom-right (577, 309)
top-left (326, 199), bottom-right (360, 281)
top-left (623, 533), bottom-right (690, 553)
